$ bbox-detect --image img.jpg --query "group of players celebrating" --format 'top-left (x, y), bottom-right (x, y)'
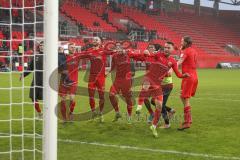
top-left (23, 36), bottom-right (198, 138)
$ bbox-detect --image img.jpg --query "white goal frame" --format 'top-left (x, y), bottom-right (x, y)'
top-left (43, 0), bottom-right (58, 160)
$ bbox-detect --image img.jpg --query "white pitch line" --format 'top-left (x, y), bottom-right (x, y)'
top-left (170, 93), bottom-right (240, 96)
top-left (193, 97), bottom-right (240, 102)
top-left (170, 96), bottom-right (240, 102)
top-left (1, 133), bottom-right (240, 160)
top-left (58, 139), bottom-right (240, 160)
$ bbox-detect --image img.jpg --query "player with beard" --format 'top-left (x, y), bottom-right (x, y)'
top-left (135, 41), bottom-right (189, 137)
top-left (177, 36), bottom-right (198, 130)
top-left (85, 37), bottom-right (109, 122)
top-left (108, 42), bottom-right (134, 124)
top-left (143, 44), bottom-right (176, 128)
top-left (59, 43), bottom-right (81, 122)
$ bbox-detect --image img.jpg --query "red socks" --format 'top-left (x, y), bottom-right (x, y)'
top-left (109, 94), bottom-right (119, 112)
top-left (34, 101), bottom-right (41, 113)
top-left (99, 93), bottom-right (105, 113)
top-left (125, 97), bottom-right (133, 117)
top-left (89, 97), bottom-right (95, 112)
top-left (152, 108), bottom-right (161, 126)
top-left (69, 100), bottom-right (76, 113)
top-left (127, 106), bottom-right (133, 117)
top-left (184, 106), bottom-right (192, 124)
top-left (61, 100), bottom-right (67, 120)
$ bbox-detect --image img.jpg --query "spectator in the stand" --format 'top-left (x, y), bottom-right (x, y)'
top-left (12, 9), bottom-right (19, 23)
top-left (93, 21), bottom-right (100, 26)
top-left (162, 6), bottom-right (167, 16)
top-left (63, 20), bottom-right (67, 27)
top-left (81, 0), bottom-right (90, 7)
top-left (110, 0), bottom-right (118, 11)
top-left (77, 23), bottom-right (84, 33)
top-left (147, 0), bottom-right (154, 14)
top-left (3, 27), bottom-right (10, 39)
top-left (102, 8), bottom-right (109, 23)
top-left (149, 30), bottom-right (156, 40)
top-left (149, 1), bottom-right (154, 10)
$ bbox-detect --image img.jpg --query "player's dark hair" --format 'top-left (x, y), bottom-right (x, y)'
top-left (98, 36), bottom-right (103, 42)
top-left (154, 43), bottom-right (163, 51)
top-left (183, 36), bottom-right (192, 47)
top-left (83, 38), bottom-right (89, 44)
top-left (166, 41), bottom-right (174, 46)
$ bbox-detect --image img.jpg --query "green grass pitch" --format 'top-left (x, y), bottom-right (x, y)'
top-left (0, 69), bottom-right (240, 160)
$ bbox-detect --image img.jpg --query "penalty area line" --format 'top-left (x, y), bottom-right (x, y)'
top-left (58, 139), bottom-right (240, 160)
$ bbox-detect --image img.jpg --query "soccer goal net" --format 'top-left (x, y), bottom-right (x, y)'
top-left (0, 0), bottom-right (58, 160)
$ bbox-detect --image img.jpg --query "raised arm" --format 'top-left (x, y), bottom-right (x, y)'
top-left (127, 51), bottom-right (147, 61)
top-left (75, 50), bottom-right (95, 60)
top-left (104, 50), bottom-right (116, 56)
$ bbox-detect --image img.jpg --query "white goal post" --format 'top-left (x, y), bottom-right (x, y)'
top-left (43, 0), bottom-right (58, 160)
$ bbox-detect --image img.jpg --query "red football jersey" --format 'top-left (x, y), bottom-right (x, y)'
top-left (146, 53), bottom-right (182, 83)
top-left (128, 52), bottom-right (183, 83)
top-left (87, 48), bottom-right (107, 79)
top-left (65, 53), bottom-right (81, 83)
top-left (111, 53), bottom-right (132, 79)
top-left (180, 47), bottom-right (197, 74)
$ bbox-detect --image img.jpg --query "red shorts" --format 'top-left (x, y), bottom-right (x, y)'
top-left (59, 84), bottom-right (78, 97)
top-left (88, 76), bottom-right (105, 91)
top-left (181, 76), bottom-right (198, 98)
top-left (110, 79), bottom-right (132, 97)
top-left (139, 86), bottom-right (163, 100)
top-left (138, 83), bottom-right (163, 105)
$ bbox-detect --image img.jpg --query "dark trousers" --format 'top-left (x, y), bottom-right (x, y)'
top-left (145, 86), bottom-right (173, 124)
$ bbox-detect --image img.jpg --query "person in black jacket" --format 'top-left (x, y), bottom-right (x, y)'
top-left (20, 41), bottom-right (44, 118)
top-left (58, 45), bottom-right (75, 86)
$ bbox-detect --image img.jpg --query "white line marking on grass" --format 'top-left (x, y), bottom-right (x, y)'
top-left (58, 139), bottom-right (240, 160)
top-left (193, 97), bottom-right (240, 102)
top-left (170, 96), bottom-right (240, 102)
top-left (171, 93), bottom-right (240, 96)
top-left (198, 94), bottom-right (240, 96)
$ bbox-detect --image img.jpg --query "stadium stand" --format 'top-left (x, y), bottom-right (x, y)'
top-left (89, 2), bottom-right (128, 32)
top-left (61, 2), bottom-right (117, 32)
top-left (1, 0), bottom-right (239, 68)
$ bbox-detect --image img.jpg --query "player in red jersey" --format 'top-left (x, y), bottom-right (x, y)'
top-left (135, 41), bottom-right (189, 137)
top-left (177, 36), bottom-right (198, 130)
top-left (143, 44), bottom-right (176, 128)
top-left (59, 43), bottom-right (80, 122)
top-left (86, 37), bottom-right (108, 122)
top-left (108, 42), bottom-right (134, 123)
